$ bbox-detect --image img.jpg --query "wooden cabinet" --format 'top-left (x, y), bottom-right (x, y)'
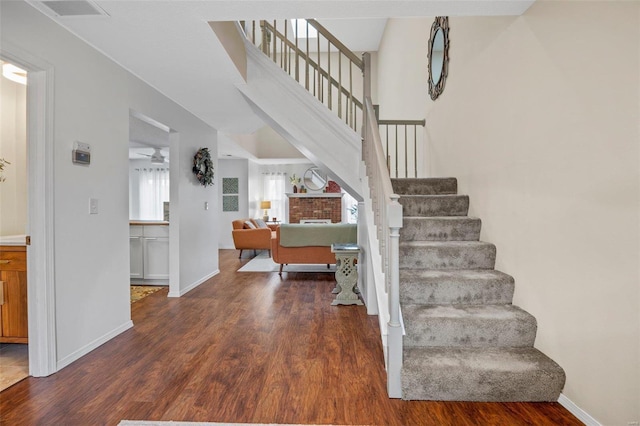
top-left (130, 225), bottom-right (169, 283)
top-left (0, 246), bottom-right (28, 344)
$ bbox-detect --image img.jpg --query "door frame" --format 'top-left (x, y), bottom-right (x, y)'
top-left (1, 43), bottom-right (57, 376)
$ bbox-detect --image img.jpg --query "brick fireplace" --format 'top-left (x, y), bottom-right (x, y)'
top-left (287, 193), bottom-right (343, 223)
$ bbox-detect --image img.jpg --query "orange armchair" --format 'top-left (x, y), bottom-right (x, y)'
top-left (231, 219), bottom-right (275, 258)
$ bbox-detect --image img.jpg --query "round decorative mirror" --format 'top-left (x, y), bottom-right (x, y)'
top-left (428, 17), bottom-right (450, 101)
top-left (303, 167), bottom-right (327, 191)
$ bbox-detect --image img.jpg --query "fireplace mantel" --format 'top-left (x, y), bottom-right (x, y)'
top-left (286, 193), bottom-right (343, 198)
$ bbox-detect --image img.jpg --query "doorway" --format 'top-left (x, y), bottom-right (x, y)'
top-left (0, 47), bottom-right (57, 379)
top-left (128, 111), bottom-right (172, 303)
top-left (0, 59), bottom-right (29, 390)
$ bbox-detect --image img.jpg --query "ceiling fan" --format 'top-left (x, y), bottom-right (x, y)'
top-left (137, 147), bottom-right (167, 164)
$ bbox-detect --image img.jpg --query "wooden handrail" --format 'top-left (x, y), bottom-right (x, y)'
top-left (306, 19), bottom-right (364, 70)
top-left (378, 119), bottom-right (426, 126)
top-left (378, 119), bottom-right (425, 178)
top-left (261, 21), bottom-right (363, 110)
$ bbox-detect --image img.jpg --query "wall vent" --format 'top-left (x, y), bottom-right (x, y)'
top-left (39, 1), bottom-right (109, 17)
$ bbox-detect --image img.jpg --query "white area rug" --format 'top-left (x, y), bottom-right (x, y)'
top-left (119, 422), bottom-right (361, 426)
top-left (237, 252), bottom-right (336, 273)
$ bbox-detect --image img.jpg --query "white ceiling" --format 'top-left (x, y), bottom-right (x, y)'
top-left (27, 0), bottom-right (534, 158)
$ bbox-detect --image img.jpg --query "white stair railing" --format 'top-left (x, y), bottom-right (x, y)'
top-left (362, 94), bottom-right (404, 397)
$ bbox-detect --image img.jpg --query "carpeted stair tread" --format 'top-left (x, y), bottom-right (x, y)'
top-left (399, 195), bottom-right (469, 217)
top-left (401, 216), bottom-right (481, 241)
top-left (401, 347), bottom-right (566, 402)
top-left (395, 177), bottom-right (566, 402)
top-left (402, 304), bottom-right (537, 348)
top-left (399, 241), bottom-right (496, 270)
top-left (391, 177), bottom-right (457, 195)
top-left (400, 269), bottom-right (515, 305)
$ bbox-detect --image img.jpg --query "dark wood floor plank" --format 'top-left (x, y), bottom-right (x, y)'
top-left (0, 250), bottom-right (582, 425)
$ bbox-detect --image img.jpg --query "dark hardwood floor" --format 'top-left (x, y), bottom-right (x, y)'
top-left (0, 250), bottom-right (581, 426)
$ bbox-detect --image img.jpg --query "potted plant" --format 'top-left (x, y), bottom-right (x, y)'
top-left (289, 174), bottom-right (301, 193)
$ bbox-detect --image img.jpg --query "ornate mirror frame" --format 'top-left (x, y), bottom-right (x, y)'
top-left (303, 167), bottom-right (327, 191)
top-left (427, 17), bottom-right (450, 101)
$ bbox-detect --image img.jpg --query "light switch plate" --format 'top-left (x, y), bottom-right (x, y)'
top-left (89, 198), bottom-right (98, 214)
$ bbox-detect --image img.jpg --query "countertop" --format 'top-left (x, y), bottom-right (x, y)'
top-left (0, 235), bottom-right (27, 246)
top-left (130, 221), bottom-right (169, 226)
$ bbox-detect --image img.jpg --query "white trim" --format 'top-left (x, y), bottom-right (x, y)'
top-left (558, 393), bottom-right (601, 426)
top-left (167, 270), bottom-right (219, 298)
top-left (56, 321), bottom-right (133, 371)
top-left (1, 43), bottom-right (57, 377)
top-left (168, 130), bottom-right (180, 299)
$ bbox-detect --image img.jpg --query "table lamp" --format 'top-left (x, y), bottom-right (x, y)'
top-left (260, 200), bottom-right (271, 222)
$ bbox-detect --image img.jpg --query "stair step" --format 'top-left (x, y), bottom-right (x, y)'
top-left (400, 270), bottom-right (515, 305)
top-left (391, 177), bottom-right (458, 195)
top-left (402, 304), bottom-right (537, 348)
top-left (402, 347), bottom-right (566, 401)
top-left (399, 241), bottom-right (496, 270)
top-left (401, 217), bottom-right (481, 241)
top-left (399, 195), bottom-right (469, 217)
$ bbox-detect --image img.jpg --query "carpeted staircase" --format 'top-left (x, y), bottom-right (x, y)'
top-left (393, 177), bottom-right (566, 402)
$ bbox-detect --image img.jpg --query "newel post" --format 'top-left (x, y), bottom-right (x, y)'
top-left (387, 194), bottom-right (403, 397)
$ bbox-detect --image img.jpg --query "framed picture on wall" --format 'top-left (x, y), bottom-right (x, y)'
top-left (222, 177), bottom-right (239, 212)
top-left (222, 177), bottom-right (239, 194)
top-left (223, 195), bottom-right (239, 212)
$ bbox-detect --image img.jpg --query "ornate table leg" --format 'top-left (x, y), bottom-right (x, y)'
top-left (331, 249), bottom-right (362, 306)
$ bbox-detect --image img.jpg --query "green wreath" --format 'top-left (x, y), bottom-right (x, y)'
top-left (192, 147), bottom-right (214, 187)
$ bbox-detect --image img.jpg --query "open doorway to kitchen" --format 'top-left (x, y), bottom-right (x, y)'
top-left (0, 59), bottom-right (29, 391)
top-left (128, 111), bottom-right (172, 306)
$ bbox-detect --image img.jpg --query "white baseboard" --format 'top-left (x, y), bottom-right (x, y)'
top-left (167, 269), bottom-right (219, 298)
top-left (558, 393), bottom-right (601, 426)
top-left (56, 320), bottom-right (133, 371)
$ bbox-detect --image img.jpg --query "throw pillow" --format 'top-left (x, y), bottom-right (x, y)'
top-left (254, 218), bottom-right (269, 228)
top-left (244, 220), bottom-right (257, 229)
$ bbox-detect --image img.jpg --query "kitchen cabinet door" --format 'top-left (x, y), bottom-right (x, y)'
top-left (0, 246), bottom-right (28, 343)
top-left (143, 237), bottom-right (169, 279)
top-left (130, 236), bottom-right (144, 279)
top-left (1, 271), bottom-right (28, 341)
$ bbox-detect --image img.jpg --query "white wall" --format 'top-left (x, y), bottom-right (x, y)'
top-left (255, 126), bottom-right (305, 159)
top-left (1, 1), bottom-right (219, 367)
top-left (218, 158), bottom-right (249, 249)
top-left (377, 3), bottom-right (639, 425)
top-left (0, 74), bottom-right (27, 236)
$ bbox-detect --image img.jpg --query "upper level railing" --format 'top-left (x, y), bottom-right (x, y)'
top-left (378, 119), bottom-right (426, 178)
top-left (241, 19), bottom-right (364, 132)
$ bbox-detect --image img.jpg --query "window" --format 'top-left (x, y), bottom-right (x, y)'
top-left (130, 167), bottom-right (169, 220)
top-left (343, 191), bottom-right (358, 224)
top-left (263, 173), bottom-right (286, 222)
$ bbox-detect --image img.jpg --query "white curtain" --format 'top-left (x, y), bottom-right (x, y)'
top-left (263, 172), bottom-right (286, 222)
top-left (131, 167), bottom-right (170, 220)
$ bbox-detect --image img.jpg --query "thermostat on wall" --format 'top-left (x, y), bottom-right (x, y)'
top-left (72, 141), bottom-right (91, 165)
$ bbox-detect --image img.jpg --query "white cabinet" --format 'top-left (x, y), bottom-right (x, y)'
top-left (130, 225), bottom-right (169, 282)
top-left (129, 227), bottom-right (144, 279)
